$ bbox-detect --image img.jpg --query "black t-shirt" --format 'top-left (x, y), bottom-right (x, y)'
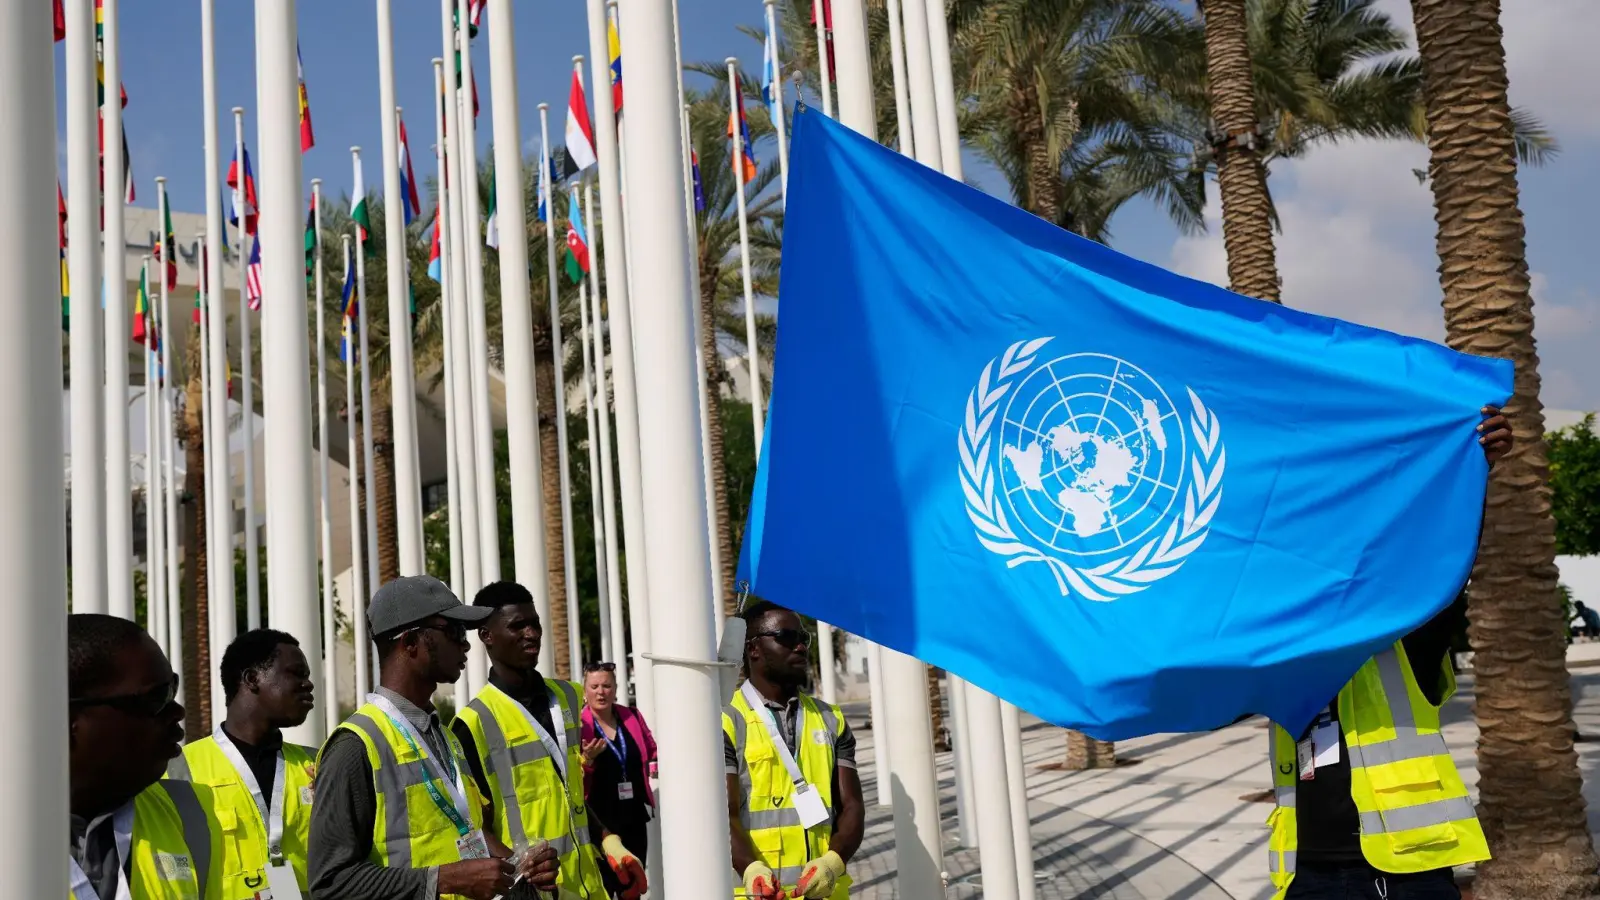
top-left (1295, 604), bottom-right (1459, 862)
top-left (587, 719), bottom-right (650, 835)
top-left (220, 723), bottom-right (284, 800)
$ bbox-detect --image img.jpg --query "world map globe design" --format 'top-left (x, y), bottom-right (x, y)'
top-left (996, 353), bottom-right (1187, 559)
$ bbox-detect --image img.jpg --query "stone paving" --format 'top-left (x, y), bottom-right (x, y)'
top-left (843, 667), bottom-right (1600, 899)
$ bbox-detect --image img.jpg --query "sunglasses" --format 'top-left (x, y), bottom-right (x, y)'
top-left (70, 673), bottom-right (180, 718)
top-left (753, 628), bottom-right (812, 650)
top-left (584, 661), bottom-right (617, 674)
top-left (407, 620), bottom-right (468, 643)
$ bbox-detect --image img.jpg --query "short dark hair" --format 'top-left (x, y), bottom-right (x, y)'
top-left (474, 581), bottom-right (536, 613)
top-left (68, 614), bottom-right (151, 698)
top-left (741, 600), bottom-right (794, 670)
top-left (221, 629), bottom-right (299, 703)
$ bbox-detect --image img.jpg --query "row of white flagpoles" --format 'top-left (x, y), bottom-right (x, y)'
top-left (17, 0), bottom-right (1049, 895)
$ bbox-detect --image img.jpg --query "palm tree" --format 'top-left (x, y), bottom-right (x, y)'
top-left (1408, 1), bottom-right (1597, 896)
top-left (178, 320), bottom-right (213, 734)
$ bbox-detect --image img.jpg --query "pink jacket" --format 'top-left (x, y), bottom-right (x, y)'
top-left (580, 704), bottom-right (659, 808)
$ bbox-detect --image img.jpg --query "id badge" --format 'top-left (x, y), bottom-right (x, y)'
top-left (793, 784), bottom-right (830, 829)
top-left (456, 829), bottom-right (491, 860)
top-left (1296, 737), bottom-right (1315, 781)
top-left (617, 780), bottom-right (635, 800)
top-left (265, 865), bottom-right (305, 900)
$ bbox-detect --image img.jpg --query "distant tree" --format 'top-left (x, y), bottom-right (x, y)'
top-left (1548, 414), bottom-right (1600, 557)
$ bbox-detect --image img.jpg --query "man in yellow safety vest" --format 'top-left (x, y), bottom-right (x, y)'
top-left (453, 581), bottom-right (648, 900)
top-left (724, 601), bottom-right (865, 900)
top-left (68, 613), bottom-right (224, 899)
top-left (167, 628), bottom-right (318, 899)
top-left (308, 575), bottom-right (558, 900)
top-left (1264, 406), bottom-right (1511, 899)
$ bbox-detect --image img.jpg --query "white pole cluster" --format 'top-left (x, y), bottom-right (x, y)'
top-left (312, 179), bottom-right (339, 736)
top-left (234, 107), bottom-right (261, 633)
top-left (344, 231), bottom-right (370, 703)
top-left (200, 0), bottom-right (234, 687)
top-left (352, 148), bottom-right (381, 625)
top-left (586, 183), bottom-right (628, 684)
top-left (102, 0), bottom-right (133, 622)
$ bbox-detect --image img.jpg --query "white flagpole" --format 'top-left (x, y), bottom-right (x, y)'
top-left (484, 0), bottom-right (552, 672)
top-left (141, 258), bottom-right (164, 652)
top-left (679, 102), bottom-right (724, 622)
top-left (1002, 701), bottom-right (1037, 900)
top-left (452, 0), bottom-right (501, 594)
top-left (925, 0), bottom-right (961, 175)
top-left (578, 261), bottom-right (611, 665)
top-left (312, 180), bottom-right (338, 736)
top-left (585, 184), bottom-right (627, 704)
top-left (621, 0), bottom-right (729, 891)
top-left (725, 60), bottom-right (765, 457)
top-left (885, 0), bottom-right (913, 158)
top-left (102, 0), bottom-right (132, 620)
top-left (3, 9), bottom-right (70, 882)
top-left (153, 185), bottom-right (181, 696)
top-left (352, 148), bottom-right (381, 603)
top-left (812, 0), bottom-right (834, 117)
top-left (233, 107), bottom-right (261, 632)
top-left (538, 94), bottom-right (576, 678)
top-left (763, 0), bottom-right (790, 205)
top-left (432, 53), bottom-right (486, 694)
top-left (834, 0), bottom-right (945, 883)
top-left (585, 0), bottom-right (655, 723)
top-left (343, 235), bottom-right (370, 701)
top-left (200, 0), bottom-right (233, 669)
top-left (375, 1), bottom-right (424, 575)
top-left (196, 229), bottom-right (216, 644)
top-left (253, 0), bottom-right (323, 745)
top-left (437, 162), bottom-right (470, 712)
top-left (66, 0), bottom-right (107, 615)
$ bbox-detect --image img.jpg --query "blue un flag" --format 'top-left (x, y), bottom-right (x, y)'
top-left (739, 108), bottom-right (1513, 739)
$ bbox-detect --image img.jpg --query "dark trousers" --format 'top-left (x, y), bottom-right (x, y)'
top-left (1286, 862), bottom-right (1460, 900)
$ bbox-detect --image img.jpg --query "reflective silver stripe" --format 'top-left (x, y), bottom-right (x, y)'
top-left (816, 702), bottom-right (839, 742)
top-left (1373, 649), bottom-right (1416, 732)
top-left (775, 865), bottom-right (804, 885)
top-left (1358, 795), bottom-right (1477, 836)
top-left (741, 807), bottom-right (803, 831)
top-left (346, 714), bottom-right (417, 869)
top-left (1268, 848), bottom-right (1296, 874)
top-left (1274, 786), bottom-right (1296, 808)
top-left (469, 698), bottom-right (530, 851)
top-left (157, 779), bottom-right (213, 897)
top-left (726, 705), bottom-right (752, 810)
top-left (1352, 731), bottom-right (1448, 768)
top-left (545, 833), bottom-right (575, 858)
top-left (166, 753), bottom-right (192, 782)
top-left (554, 681), bottom-right (583, 749)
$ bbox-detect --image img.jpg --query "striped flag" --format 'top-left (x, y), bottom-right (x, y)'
top-left (608, 14), bottom-right (624, 115)
top-left (340, 240), bottom-right (358, 319)
top-left (565, 72), bottom-right (597, 172)
top-left (427, 208), bottom-right (443, 282)
top-left (246, 236), bottom-right (264, 310)
top-left (564, 190), bottom-right (590, 284)
top-left (728, 70), bottom-right (758, 183)
top-left (157, 183), bottom-right (178, 290)
top-left (485, 168), bottom-right (499, 250)
top-left (227, 146), bottom-right (259, 235)
top-left (132, 264), bottom-right (150, 344)
top-left (692, 148), bottom-right (705, 213)
top-left (351, 156), bottom-right (371, 246)
top-left (297, 45), bottom-right (315, 152)
top-left (398, 114), bottom-right (422, 226)
top-left (340, 316), bottom-right (357, 364)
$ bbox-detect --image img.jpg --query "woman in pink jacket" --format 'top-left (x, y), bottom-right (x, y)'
top-left (580, 661), bottom-right (659, 894)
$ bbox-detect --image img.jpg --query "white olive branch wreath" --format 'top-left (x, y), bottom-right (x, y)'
top-left (958, 338), bottom-right (1225, 602)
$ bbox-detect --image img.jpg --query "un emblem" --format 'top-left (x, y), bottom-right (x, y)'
top-left (959, 338), bottom-right (1225, 601)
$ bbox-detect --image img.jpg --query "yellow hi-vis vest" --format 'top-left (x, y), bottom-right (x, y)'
top-left (722, 690), bottom-right (852, 900)
top-left (455, 681), bottom-right (607, 900)
top-left (166, 735), bottom-right (317, 900)
top-left (324, 703), bottom-right (488, 900)
top-left (1266, 643), bottom-right (1490, 899)
top-left (69, 780), bottom-right (224, 900)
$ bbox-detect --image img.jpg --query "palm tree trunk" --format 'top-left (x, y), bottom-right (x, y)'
top-left (927, 665), bottom-right (949, 752)
top-left (373, 393), bottom-right (399, 586)
top-left (1201, 0), bottom-right (1281, 303)
top-left (535, 311), bottom-right (573, 679)
top-left (1411, 1), bottom-right (1598, 896)
top-left (699, 251), bottom-right (737, 617)
top-left (182, 325), bottom-right (212, 734)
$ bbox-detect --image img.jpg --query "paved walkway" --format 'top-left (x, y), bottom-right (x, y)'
top-left (845, 667), bottom-right (1600, 899)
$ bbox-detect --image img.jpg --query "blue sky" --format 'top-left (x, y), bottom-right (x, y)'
top-left (57, 0), bottom-right (1600, 411)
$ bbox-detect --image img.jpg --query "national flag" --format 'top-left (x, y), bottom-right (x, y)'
top-left (225, 357), bottom-right (234, 398)
top-left (691, 148), bottom-right (705, 213)
top-left (553, 146), bottom-right (581, 184)
top-left (227, 147), bottom-right (259, 235)
top-left (565, 72), bottom-right (598, 172)
top-left (537, 142), bottom-right (550, 223)
top-left (351, 157), bottom-right (371, 248)
top-left (59, 181), bottom-right (69, 330)
top-left (608, 15), bottom-right (624, 115)
top-left (297, 45), bottom-right (315, 152)
top-left (339, 316), bottom-right (357, 364)
top-left (119, 128), bottom-right (133, 204)
top-left (340, 241), bottom-right (358, 319)
top-left (563, 191), bottom-right (589, 284)
top-left (60, 248), bottom-right (70, 331)
top-left (132, 264), bottom-right (150, 344)
top-left (245, 236), bottom-right (263, 310)
top-left (485, 168), bottom-right (499, 250)
top-left (54, 0), bottom-right (66, 42)
top-left (743, 108), bottom-right (1515, 741)
top-left (398, 115), bottom-right (422, 226)
top-left (58, 182), bottom-right (68, 249)
top-left (427, 208), bottom-right (443, 282)
top-left (304, 198), bottom-right (317, 282)
top-left (194, 244), bottom-right (209, 323)
top-left (762, 28), bottom-right (781, 125)
top-left (727, 71), bottom-right (758, 183)
top-left (809, 0), bottom-right (835, 81)
top-left (468, 0), bottom-right (485, 28)
top-left (157, 183), bottom-right (178, 290)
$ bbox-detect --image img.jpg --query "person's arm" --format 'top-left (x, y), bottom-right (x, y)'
top-left (828, 722), bottom-right (864, 863)
top-left (308, 731), bottom-right (437, 900)
top-left (724, 732), bottom-right (761, 875)
top-left (1403, 596), bottom-right (1464, 706)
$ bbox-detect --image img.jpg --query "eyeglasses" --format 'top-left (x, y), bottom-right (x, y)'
top-left (70, 673), bottom-right (180, 718)
top-left (753, 628), bottom-right (812, 649)
top-left (407, 620), bottom-right (468, 643)
top-left (583, 661), bottom-right (617, 674)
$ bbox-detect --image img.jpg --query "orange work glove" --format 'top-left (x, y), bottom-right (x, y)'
top-left (794, 850), bottom-right (846, 898)
top-left (742, 860), bottom-right (786, 900)
top-left (601, 834), bottom-right (648, 900)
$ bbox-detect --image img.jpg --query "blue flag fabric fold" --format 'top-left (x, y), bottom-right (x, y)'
top-left (740, 107), bottom-right (1513, 740)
